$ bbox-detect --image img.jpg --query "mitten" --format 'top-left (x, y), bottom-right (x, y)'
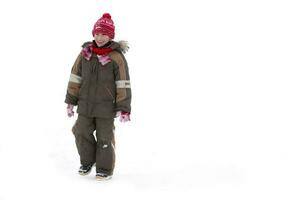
top-left (116, 111), bottom-right (131, 122)
top-left (67, 104), bottom-right (74, 117)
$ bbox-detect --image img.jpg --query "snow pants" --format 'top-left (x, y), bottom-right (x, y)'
top-left (72, 114), bottom-right (116, 175)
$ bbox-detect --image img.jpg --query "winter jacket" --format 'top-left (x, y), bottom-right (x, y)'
top-left (64, 41), bottom-right (131, 118)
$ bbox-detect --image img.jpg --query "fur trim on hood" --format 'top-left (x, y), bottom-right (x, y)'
top-left (118, 40), bottom-right (129, 53)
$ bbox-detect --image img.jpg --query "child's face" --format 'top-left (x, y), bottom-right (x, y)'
top-left (94, 33), bottom-right (111, 47)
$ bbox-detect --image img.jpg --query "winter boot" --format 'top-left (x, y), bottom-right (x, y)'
top-left (78, 163), bottom-right (94, 175)
top-left (96, 172), bottom-right (112, 181)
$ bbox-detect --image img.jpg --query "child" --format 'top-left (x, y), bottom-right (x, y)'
top-left (64, 13), bottom-right (131, 181)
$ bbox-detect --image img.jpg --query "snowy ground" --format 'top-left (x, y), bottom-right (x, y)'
top-left (1, 0), bottom-right (300, 199)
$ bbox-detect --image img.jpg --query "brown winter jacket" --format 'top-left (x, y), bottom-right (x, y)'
top-left (64, 41), bottom-right (131, 118)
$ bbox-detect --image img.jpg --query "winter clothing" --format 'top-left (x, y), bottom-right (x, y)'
top-left (92, 13), bottom-right (115, 39)
top-left (79, 163), bottom-right (95, 175)
top-left (65, 40), bottom-right (131, 118)
top-left (96, 172), bottom-right (113, 181)
top-left (65, 38), bottom-right (131, 176)
top-left (67, 104), bottom-right (74, 117)
top-left (72, 114), bottom-right (116, 175)
top-left (116, 111), bottom-right (131, 122)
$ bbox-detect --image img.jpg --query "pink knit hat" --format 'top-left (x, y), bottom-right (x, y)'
top-left (92, 13), bottom-right (115, 39)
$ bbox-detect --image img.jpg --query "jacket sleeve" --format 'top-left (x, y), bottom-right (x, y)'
top-left (64, 53), bottom-right (83, 106)
top-left (111, 52), bottom-right (132, 113)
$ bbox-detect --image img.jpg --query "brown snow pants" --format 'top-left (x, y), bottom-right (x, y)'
top-left (72, 114), bottom-right (116, 175)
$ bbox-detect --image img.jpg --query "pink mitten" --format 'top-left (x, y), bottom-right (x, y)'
top-left (67, 104), bottom-right (74, 117)
top-left (116, 111), bottom-right (131, 122)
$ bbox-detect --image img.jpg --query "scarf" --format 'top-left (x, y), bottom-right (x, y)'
top-left (81, 42), bottom-right (113, 65)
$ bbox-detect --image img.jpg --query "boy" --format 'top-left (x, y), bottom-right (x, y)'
top-left (64, 13), bottom-right (131, 181)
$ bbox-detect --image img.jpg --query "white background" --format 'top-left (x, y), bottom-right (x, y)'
top-left (0, 0), bottom-right (299, 199)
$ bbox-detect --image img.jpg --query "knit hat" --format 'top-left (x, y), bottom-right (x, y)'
top-left (92, 13), bottom-right (115, 39)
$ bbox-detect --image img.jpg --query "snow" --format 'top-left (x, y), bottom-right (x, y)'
top-left (0, 0), bottom-right (300, 199)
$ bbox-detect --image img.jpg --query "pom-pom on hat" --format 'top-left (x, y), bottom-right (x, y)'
top-left (92, 13), bottom-right (115, 39)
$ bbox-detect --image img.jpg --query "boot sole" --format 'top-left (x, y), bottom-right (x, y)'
top-left (79, 170), bottom-right (92, 176)
top-left (96, 175), bottom-right (112, 181)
